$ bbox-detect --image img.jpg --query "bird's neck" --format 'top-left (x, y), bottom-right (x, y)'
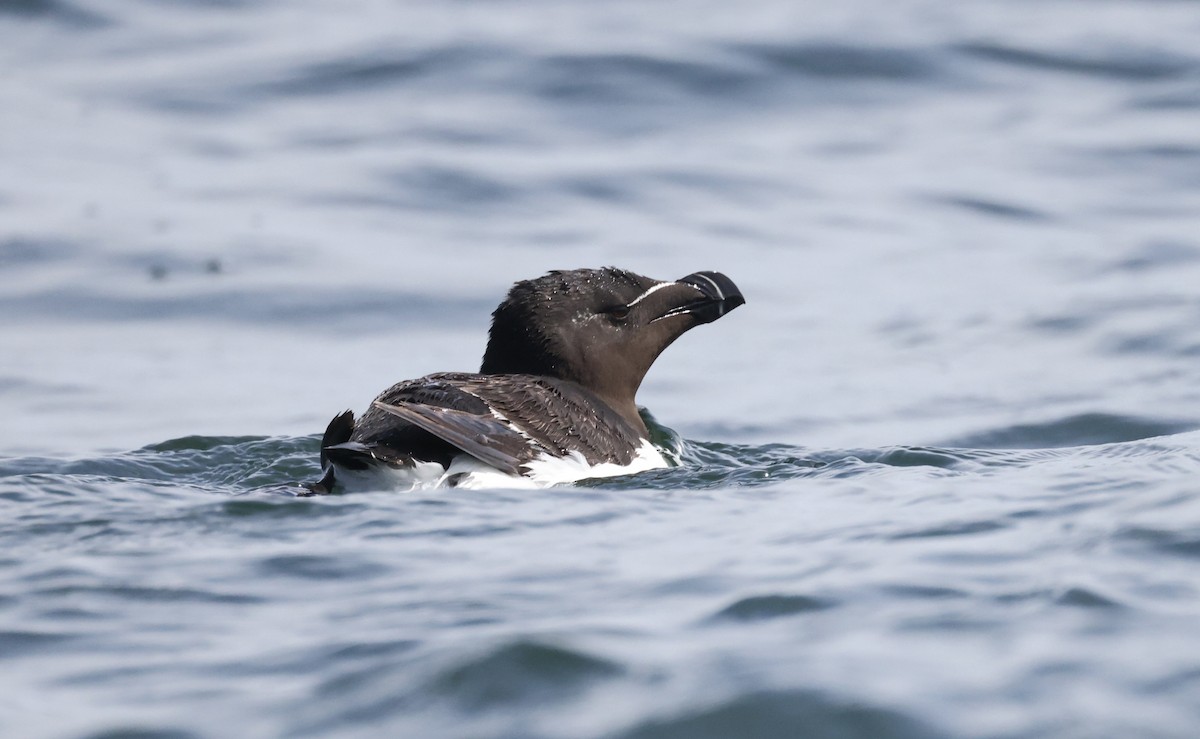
top-left (600, 393), bottom-right (648, 437)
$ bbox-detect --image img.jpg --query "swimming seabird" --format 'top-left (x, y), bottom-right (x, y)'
top-left (308, 267), bottom-right (744, 492)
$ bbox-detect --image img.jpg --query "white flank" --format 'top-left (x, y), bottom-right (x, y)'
top-left (332, 439), bottom-right (668, 492)
top-left (521, 438), bottom-right (668, 486)
top-left (331, 459), bottom-right (446, 493)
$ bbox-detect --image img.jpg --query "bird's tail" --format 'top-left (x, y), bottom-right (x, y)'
top-left (302, 410), bottom-right (355, 495)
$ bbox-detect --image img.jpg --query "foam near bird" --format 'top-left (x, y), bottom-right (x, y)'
top-left (309, 268), bottom-right (744, 493)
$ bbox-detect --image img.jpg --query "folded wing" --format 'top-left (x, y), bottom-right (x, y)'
top-left (348, 372), bottom-right (645, 473)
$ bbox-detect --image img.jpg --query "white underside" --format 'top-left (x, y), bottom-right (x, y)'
top-left (332, 439), bottom-right (668, 493)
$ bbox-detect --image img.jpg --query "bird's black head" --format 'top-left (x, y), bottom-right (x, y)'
top-left (480, 267), bottom-right (745, 425)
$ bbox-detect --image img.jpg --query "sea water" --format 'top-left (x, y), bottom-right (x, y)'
top-left (3, 1), bottom-right (1200, 737)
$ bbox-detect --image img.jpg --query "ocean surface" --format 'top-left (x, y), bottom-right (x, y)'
top-left (4, 0), bottom-right (1200, 737)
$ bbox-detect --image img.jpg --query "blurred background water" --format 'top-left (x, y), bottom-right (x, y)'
top-left (3, 0), bottom-right (1200, 737)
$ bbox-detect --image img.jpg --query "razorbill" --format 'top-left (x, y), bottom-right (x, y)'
top-left (308, 267), bottom-right (744, 493)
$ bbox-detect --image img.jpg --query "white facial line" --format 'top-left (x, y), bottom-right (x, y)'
top-left (625, 281), bottom-right (672, 309)
top-left (649, 305), bottom-right (689, 323)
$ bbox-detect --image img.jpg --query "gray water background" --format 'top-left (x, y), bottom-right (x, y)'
top-left (3, 0), bottom-right (1200, 737)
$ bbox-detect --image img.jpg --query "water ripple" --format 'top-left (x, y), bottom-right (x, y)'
top-left (708, 594), bottom-right (832, 623)
top-left (251, 45), bottom-right (493, 97)
top-left (1119, 526), bottom-right (1200, 560)
top-left (0, 628), bottom-right (78, 657)
top-left (957, 42), bottom-right (1194, 81)
top-left (533, 51), bottom-right (760, 102)
top-left (11, 427), bottom-right (1195, 498)
top-left (427, 640), bottom-right (623, 711)
top-left (738, 42), bottom-right (941, 81)
top-left (930, 194), bottom-right (1055, 222)
top-left (0, 0), bottom-right (109, 28)
top-left (613, 689), bottom-right (948, 739)
top-left (942, 413), bottom-right (1197, 449)
top-left (1056, 586), bottom-right (1125, 610)
top-left (77, 729), bottom-right (199, 739)
top-left (1, 286), bottom-right (491, 335)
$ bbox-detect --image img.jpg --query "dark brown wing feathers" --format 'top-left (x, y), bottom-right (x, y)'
top-left (344, 372), bottom-right (645, 472)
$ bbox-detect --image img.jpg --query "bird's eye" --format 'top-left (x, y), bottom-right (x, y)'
top-left (605, 306), bottom-right (631, 322)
